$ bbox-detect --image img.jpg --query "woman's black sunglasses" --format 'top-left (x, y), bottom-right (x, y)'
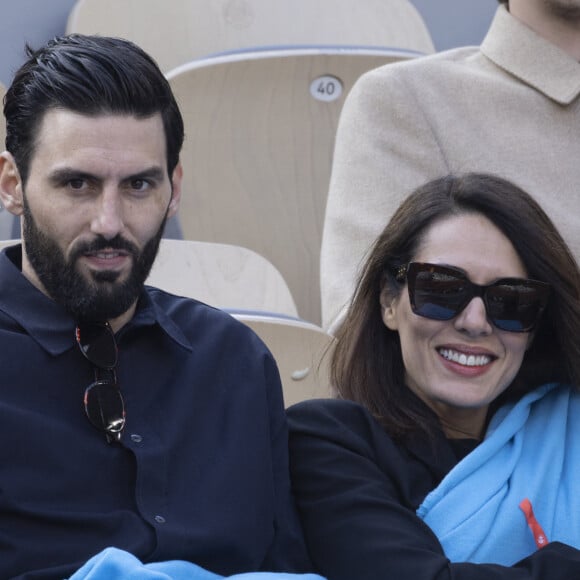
top-left (76, 322), bottom-right (125, 443)
top-left (395, 262), bottom-right (550, 333)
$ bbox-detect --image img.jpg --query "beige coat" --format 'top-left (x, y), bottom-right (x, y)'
top-left (321, 5), bottom-right (580, 332)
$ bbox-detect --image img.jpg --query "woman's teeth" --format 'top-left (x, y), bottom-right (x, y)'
top-left (438, 348), bottom-right (491, 367)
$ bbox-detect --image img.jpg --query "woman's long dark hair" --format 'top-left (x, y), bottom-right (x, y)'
top-left (331, 173), bottom-right (580, 439)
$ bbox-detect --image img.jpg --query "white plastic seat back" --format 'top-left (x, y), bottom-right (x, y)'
top-left (232, 314), bottom-right (334, 407)
top-left (169, 48), bottom-right (420, 324)
top-left (66, 0), bottom-right (434, 72)
top-left (147, 239), bottom-right (298, 317)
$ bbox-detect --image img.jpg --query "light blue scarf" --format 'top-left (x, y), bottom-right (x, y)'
top-left (417, 382), bottom-right (580, 565)
top-left (68, 547), bottom-right (326, 580)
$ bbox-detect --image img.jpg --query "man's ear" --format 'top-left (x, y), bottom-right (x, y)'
top-left (0, 152), bottom-right (24, 216)
top-left (167, 161), bottom-right (183, 218)
top-left (380, 286), bottom-right (399, 331)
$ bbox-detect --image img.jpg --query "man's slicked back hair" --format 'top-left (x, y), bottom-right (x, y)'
top-left (4, 34), bottom-right (184, 184)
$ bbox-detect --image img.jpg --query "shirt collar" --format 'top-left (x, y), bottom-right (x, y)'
top-left (0, 245), bottom-right (192, 356)
top-left (127, 288), bottom-right (193, 352)
top-left (481, 5), bottom-right (580, 105)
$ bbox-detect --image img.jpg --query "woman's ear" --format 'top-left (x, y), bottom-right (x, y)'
top-left (0, 152), bottom-right (24, 216)
top-left (380, 287), bottom-right (399, 331)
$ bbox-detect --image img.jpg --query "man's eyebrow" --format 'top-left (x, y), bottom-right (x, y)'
top-left (48, 168), bottom-right (95, 185)
top-left (126, 167), bottom-right (166, 182)
top-left (47, 166), bottom-right (166, 185)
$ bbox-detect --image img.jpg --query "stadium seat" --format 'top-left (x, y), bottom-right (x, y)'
top-left (146, 238), bottom-right (298, 317)
top-left (167, 47), bottom-right (422, 324)
top-left (66, 0), bottom-right (434, 72)
top-left (233, 313), bottom-right (334, 407)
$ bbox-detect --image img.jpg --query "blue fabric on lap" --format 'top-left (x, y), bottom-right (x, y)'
top-left (68, 547), bottom-right (326, 580)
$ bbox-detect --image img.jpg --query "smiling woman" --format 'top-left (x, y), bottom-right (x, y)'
top-left (381, 212), bottom-right (537, 439)
top-left (287, 172), bottom-right (580, 579)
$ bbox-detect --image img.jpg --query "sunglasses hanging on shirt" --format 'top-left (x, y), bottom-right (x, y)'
top-left (76, 321), bottom-right (125, 443)
top-left (395, 262), bottom-right (550, 333)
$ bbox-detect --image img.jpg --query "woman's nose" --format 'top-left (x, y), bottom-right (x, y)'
top-left (453, 297), bottom-right (493, 336)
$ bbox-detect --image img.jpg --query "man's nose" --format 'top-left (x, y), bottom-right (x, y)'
top-left (90, 188), bottom-right (125, 240)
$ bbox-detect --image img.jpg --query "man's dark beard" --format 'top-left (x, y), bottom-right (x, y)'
top-left (22, 197), bottom-right (167, 322)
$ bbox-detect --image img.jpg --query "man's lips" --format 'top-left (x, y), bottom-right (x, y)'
top-left (81, 249), bottom-right (131, 269)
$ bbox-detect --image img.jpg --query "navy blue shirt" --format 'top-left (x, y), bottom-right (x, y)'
top-left (0, 246), bottom-right (310, 579)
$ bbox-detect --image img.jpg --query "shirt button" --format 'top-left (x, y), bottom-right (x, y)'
top-left (154, 515), bottom-right (166, 524)
top-left (130, 434), bottom-right (143, 443)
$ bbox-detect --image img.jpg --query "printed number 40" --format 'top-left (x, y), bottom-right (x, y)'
top-left (309, 75), bottom-right (343, 102)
